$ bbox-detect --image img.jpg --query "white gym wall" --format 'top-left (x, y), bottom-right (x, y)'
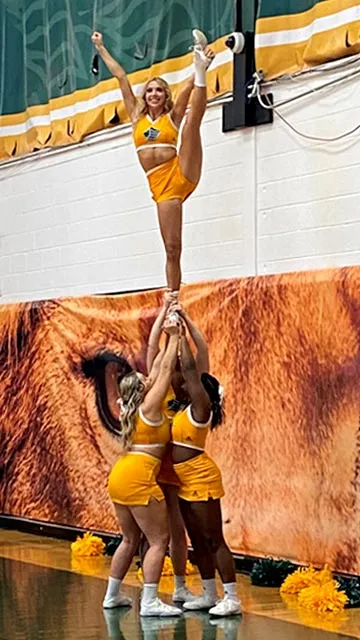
top-left (0, 62), bottom-right (359, 302)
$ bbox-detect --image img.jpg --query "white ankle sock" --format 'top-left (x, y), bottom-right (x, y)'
top-left (202, 578), bottom-right (217, 599)
top-left (194, 63), bottom-right (206, 87)
top-left (223, 582), bottom-right (238, 598)
top-left (174, 575), bottom-right (185, 590)
top-left (142, 583), bottom-right (158, 605)
top-left (105, 576), bottom-right (121, 599)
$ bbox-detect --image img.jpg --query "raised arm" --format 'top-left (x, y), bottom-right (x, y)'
top-left (178, 308), bottom-right (209, 373)
top-left (170, 77), bottom-right (194, 128)
top-left (91, 31), bottom-right (137, 121)
top-left (147, 346), bottom-right (165, 388)
top-left (141, 324), bottom-right (180, 421)
top-left (180, 332), bottom-right (210, 423)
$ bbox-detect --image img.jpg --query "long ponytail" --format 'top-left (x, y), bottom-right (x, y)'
top-left (201, 373), bottom-right (224, 430)
top-left (118, 372), bottom-right (146, 450)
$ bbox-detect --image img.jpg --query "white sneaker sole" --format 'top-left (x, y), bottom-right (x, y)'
top-left (183, 601), bottom-right (217, 611)
top-left (103, 601), bottom-right (132, 609)
top-left (209, 606), bottom-right (242, 617)
top-left (192, 29), bottom-right (208, 48)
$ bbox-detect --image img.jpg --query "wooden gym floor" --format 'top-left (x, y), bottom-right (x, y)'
top-left (1, 529), bottom-right (360, 640)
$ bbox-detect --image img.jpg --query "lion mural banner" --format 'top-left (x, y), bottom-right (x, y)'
top-left (1, 269), bottom-right (360, 574)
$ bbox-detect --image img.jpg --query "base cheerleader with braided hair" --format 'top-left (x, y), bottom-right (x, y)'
top-left (170, 307), bottom-right (242, 617)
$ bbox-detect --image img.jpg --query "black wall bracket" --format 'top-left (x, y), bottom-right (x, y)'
top-left (222, 15), bottom-right (274, 131)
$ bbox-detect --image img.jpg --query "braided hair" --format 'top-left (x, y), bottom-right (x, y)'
top-left (201, 373), bottom-right (224, 430)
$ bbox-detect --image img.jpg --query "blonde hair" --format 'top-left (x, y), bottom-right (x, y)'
top-left (138, 76), bottom-right (174, 118)
top-left (119, 372), bottom-right (146, 450)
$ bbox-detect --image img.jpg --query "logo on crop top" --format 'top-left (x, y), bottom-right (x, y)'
top-left (144, 126), bottom-right (160, 142)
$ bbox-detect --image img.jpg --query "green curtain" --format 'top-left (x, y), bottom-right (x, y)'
top-left (0, 0), bottom-right (233, 117)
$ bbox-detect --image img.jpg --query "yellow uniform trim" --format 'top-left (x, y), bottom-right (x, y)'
top-left (133, 113), bottom-right (178, 152)
top-left (171, 405), bottom-right (211, 451)
top-left (132, 408), bottom-right (170, 445)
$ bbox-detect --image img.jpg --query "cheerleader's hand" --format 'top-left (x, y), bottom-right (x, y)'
top-left (163, 316), bottom-right (180, 335)
top-left (91, 31), bottom-right (103, 48)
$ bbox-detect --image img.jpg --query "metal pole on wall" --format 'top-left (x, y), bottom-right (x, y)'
top-left (222, 0), bottom-right (273, 131)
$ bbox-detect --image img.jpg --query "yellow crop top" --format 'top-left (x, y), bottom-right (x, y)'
top-left (132, 407), bottom-right (170, 446)
top-left (162, 386), bottom-right (177, 420)
top-left (171, 405), bottom-right (212, 452)
top-left (133, 113), bottom-right (178, 152)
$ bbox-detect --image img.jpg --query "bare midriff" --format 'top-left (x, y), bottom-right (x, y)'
top-left (172, 443), bottom-right (202, 464)
top-left (137, 147), bottom-right (177, 173)
top-left (130, 443), bottom-right (166, 460)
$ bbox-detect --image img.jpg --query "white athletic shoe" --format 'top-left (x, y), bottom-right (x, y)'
top-left (183, 593), bottom-right (218, 610)
top-left (192, 29), bottom-right (208, 49)
top-left (140, 597), bottom-right (182, 617)
top-left (102, 593), bottom-right (132, 609)
top-left (209, 595), bottom-right (242, 617)
top-left (173, 586), bottom-right (198, 603)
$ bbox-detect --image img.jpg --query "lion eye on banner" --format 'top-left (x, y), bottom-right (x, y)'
top-left (255, 0), bottom-right (360, 80)
top-left (2, 271), bottom-right (360, 575)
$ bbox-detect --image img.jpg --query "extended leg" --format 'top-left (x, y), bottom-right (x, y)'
top-left (157, 199), bottom-right (182, 291)
top-left (131, 499), bottom-right (182, 617)
top-left (103, 504), bottom-right (140, 608)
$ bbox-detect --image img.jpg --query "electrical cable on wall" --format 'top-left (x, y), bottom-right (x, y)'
top-left (261, 93), bottom-right (360, 142)
top-left (248, 63), bottom-right (360, 143)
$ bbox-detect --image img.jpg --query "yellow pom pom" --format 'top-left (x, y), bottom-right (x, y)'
top-left (280, 592), bottom-right (298, 609)
top-left (161, 556), bottom-right (174, 576)
top-left (137, 556), bottom-right (197, 581)
top-left (138, 559), bottom-right (172, 580)
top-left (70, 532), bottom-right (105, 557)
top-left (298, 580), bottom-right (348, 614)
top-left (137, 556), bottom-right (174, 580)
top-left (310, 565), bottom-right (333, 587)
top-left (185, 560), bottom-right (197, 575)
top-left (280, 566), bottom-right (318, 595)
top-left (281, 564), bottom-right (334, 596)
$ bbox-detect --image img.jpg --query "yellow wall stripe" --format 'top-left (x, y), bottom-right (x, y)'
top-left (256, 0), bottom-right (359, 33)
top-left (256, 25), bottom-right (360, 79)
